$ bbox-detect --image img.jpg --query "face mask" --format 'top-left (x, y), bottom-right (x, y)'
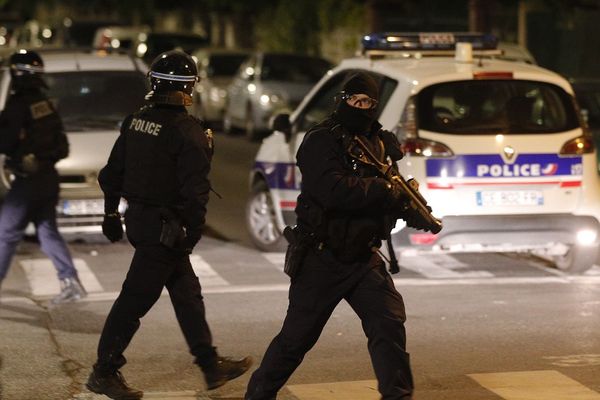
top-left (335, 100), bottom-right (377, 135)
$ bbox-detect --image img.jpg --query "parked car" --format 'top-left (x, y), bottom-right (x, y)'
top-left (188, 48), bottom-right (249, 126)
top-left (0, 49), bottom-right (148, 234)
top-left (223, 52), bottom-right (332, 140)
top-left (247, 32), bottom-right (600, 274)
top-left (134, 31), bottom-right (209, 65)
top-left (9, 20), bottom-right (59, 48)
top-left (571, 79), bottom-right (600, 172)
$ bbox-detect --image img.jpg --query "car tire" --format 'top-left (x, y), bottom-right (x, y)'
top-left (245, 180), bottom-right (286, 252)
top-left (553, 243), bottom-right (598, 274)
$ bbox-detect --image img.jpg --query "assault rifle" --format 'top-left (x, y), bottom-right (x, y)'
top-left (347, 136), bottom-right (443, 235)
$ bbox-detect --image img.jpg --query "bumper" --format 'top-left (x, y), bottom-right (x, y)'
top-left (392, 214), bottom-right (600, 250)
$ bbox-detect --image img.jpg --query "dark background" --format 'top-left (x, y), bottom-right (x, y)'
top-left (1, 0), bottom-right (599, 79)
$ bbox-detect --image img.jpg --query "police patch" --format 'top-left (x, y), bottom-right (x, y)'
top-left (30, 100), bottom-right (54, 120)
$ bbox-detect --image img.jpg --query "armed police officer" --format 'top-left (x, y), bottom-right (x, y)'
top-left (86, 51), bottom-right (251, 400)
top-left (0, 50), bottom-right (86, 304)
top-left (245, 72), bottom-right (416, 400)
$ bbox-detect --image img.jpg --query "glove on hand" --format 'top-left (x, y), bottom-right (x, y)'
top-left (102, 214), bottom-right (123, 242)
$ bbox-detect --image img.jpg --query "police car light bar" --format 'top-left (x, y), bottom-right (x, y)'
top-left (362, 32), bottom-right (498, 52)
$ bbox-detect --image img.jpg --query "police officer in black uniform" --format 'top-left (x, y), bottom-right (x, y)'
top-left (244, 72), bottom-right (414, 400)
top-left (86, 50), bottom-right (251, 400)
top-left (0, 49), bottom-right (86, 304)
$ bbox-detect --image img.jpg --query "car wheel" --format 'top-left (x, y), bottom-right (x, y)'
top-left (553, 244), bottom-right (598, 274)
top-left (245, 105), bottom-right (258, 141)
top-left (245, 180), bottom-right (286, 252)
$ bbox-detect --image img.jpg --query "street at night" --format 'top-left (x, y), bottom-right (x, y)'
top-left (1, 134), bottom-right (599, 399)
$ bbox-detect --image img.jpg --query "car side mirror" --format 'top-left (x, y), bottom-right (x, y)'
top-left (270, 113), bottom-right (292, 141)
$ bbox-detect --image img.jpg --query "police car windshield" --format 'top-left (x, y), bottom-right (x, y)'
top-left (44, 71), bottom-right (147, 131)
top-left (261, 54), bottom-right (331, 83)
top-left (418, 80), bottom-right (579, 134)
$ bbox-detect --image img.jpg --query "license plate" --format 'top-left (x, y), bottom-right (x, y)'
top-left (60, 199), bottom-right (105, 215)
top-left (476, 190), bottom-right (543, 206)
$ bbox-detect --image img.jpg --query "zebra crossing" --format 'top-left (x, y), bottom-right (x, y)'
top-left (72, 370), bottom-right (600, 399)
top-left (3, 246), bottom-right (600, 400)
top-left (5, 249), bottom-right (600, 303)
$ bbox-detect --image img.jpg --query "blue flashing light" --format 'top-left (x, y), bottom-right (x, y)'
top-left (362, 32), bottom-right (498, 51)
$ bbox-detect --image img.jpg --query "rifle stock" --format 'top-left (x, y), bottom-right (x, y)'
top-left (349, 136), bottom-right (443, 234)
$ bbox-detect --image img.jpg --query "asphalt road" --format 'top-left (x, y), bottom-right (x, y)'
top-left (1, 132), bottom-right (600, 400)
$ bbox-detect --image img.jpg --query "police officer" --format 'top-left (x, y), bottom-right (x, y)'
top-left (244, 72), bottom-right (414, 400)
top-left (86, 50), bottom-right (251, 400)
top-left (0, 49), bottom-right (86, 304)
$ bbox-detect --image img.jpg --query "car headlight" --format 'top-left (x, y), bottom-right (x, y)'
top-left (259, 93), bottom-right (283, 107)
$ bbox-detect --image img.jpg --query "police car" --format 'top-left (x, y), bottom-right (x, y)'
top-left (0, 49), bottom-right (148, 234)
top-left (246, 32), bottom-right (600, 274)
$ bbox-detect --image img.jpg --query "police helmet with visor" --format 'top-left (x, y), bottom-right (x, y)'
top-left (145, 50), bottom-right (199, 106)
top-left (9, 49), bottom-right (46, 89)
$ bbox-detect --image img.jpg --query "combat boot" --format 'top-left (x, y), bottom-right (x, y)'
top-left (86, 368), bottom-right (143, 400)
top-left (51, 277), bottom-right (87, 304)
top-left (202, 356), bottom-right (253, 390)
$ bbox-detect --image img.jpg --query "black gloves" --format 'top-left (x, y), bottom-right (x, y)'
top-left (102, 213), bottom-right (123, 242)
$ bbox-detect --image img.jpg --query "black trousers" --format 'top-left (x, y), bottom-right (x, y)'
top-left (95, 204), bottom-right (216, 373)
top-left (245, 247), bottom-right (413, 400)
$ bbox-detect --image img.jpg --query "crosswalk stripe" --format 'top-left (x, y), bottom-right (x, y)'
top-left (262, 252), bottom-right (285, 271)
top-left (73, 390), bottom-right (210, 399)
top-left (19, 258), bottom-right (103, 296)
top-left (468, 370), bottom-right (600, 399)
top-left (190, 254), bottom-right (228, 286)
top-left (400, 254), bottom-right (494, 278)
top-left (287, 380), bottom-right (379, 399)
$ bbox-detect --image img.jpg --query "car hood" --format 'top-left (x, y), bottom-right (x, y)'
top-left (56, 130), bottom-right (118, 174)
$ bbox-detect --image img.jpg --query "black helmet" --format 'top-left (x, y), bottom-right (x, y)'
top-left (9, 49), bottom-right (44, 77)
top-left (9, 49), bottom-right (46, 90)
top-left (145, 50), bottom-right (199, 106)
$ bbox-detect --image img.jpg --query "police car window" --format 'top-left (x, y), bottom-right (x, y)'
top-left (296, 72), bottom-right (349, 132)
top-left (296, 71), bottom-right (396, 132)
top-left (44, 71), bottom-right (147, 132)
top-left (418, 80), bottom-right (579, 134)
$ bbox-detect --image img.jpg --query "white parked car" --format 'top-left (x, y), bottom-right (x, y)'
top-left (247, 32), bottom-right (600, 274)
top-left (0, 49), bottom-right (148, 234)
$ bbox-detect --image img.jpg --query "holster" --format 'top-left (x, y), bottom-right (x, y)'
top-left (283, 226), bottom-right (311, 279)
top-left (159, 208), bottom-right (185, 249)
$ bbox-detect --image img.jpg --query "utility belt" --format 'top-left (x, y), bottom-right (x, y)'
top-left (127, 202), bottom-right (186, 249)
top-left (282, 223), bottom-right (383, 279)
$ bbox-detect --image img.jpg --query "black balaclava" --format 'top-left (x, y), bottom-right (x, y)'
top-left (334, 72), bottom-right (380, 135)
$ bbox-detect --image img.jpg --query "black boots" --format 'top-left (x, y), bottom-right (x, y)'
top-left (86, 355), bottom-right (252, 397)
top-left (202, 356), bottom-right (253, 390)
top-left (86, 368), bottom-right (143, 400)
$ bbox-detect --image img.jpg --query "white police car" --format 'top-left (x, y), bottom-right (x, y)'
top-left (246, 33), bottom-right (600, 274)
